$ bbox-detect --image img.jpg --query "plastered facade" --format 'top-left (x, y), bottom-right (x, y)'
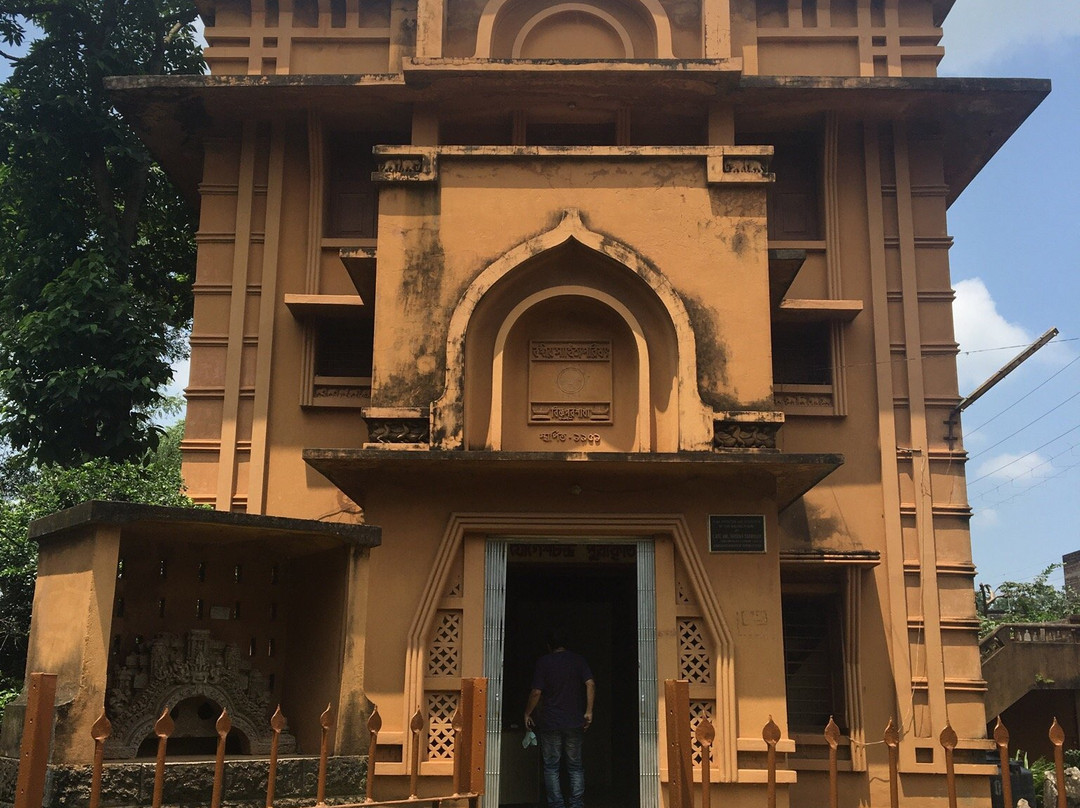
top-left (12, 1), bottom-right (1052, 806)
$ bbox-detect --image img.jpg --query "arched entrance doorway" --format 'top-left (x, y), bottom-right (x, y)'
top-left (483, 538), bottom-right (660, 808)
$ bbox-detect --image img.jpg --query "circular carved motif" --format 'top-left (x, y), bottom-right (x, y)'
top-left (556, 366), bottom-right (586, 394)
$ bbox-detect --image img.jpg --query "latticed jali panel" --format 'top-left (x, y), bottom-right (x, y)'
top-left (426, 691), bottom-right (459, 760)
top-left (427, 610), bottom-right (462, 677)
top-left (689, 699), bottom-right (716, 767)
top-left (678, 619), bottom-right (712, 684)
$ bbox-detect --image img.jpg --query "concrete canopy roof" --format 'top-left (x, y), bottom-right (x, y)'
top-left (29, 500), bottom-right (381, 555)
top-left (302, 449), bottom-right (844, 511)
top-left (106, 71), bottom-right (1047, 209)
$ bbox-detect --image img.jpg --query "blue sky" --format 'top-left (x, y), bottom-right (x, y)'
top-left (3, 4), bottom-right (1076, 588)
top-left (939, 1), bottom-right (1080, 589)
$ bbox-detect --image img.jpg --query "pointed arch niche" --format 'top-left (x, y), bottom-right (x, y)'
top-left (433, 211), bottom-right (712, 451)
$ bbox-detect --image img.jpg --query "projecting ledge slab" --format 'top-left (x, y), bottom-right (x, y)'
top-left (303, 449), bottom-right (843, 510)
top-left (29, 500), bottom-right (382, 553)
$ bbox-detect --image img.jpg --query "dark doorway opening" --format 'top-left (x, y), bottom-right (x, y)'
top-left (500, 546), bottom-right (639, 808)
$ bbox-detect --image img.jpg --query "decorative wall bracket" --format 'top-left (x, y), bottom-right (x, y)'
top-left (371, 148), bottom-right (438, 183)
top-left (711, 410), bottom-right (784, 451)
top-left (706, 150), bottom-right (775, 185)
top-left (362, 407), bottom-right (432, 447)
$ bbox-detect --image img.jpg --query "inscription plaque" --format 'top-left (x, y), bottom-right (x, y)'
top-left (708, 515), bottom-right (766, 553)
top-left (529, 340), bottom-right (613, 424)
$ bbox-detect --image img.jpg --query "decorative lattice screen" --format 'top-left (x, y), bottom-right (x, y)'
top-left (678, 619), bottom-right (712, 684)
top-left (426, 691), bottom-right (459, 760)
top-left (427, 610), bottom-right (462, 677)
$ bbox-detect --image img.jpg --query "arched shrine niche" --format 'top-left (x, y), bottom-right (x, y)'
top-left (474, 0), bottom-right (675, 58)
top-left (462, 238), bottom-right (681, 452)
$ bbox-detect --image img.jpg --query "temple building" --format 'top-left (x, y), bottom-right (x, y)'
top-left (1, 1), bottom-right (1051, 806)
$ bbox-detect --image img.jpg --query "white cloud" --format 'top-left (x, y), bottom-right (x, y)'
top-left (953, 278), bottom-right (1073, 392)
top-left (971, 506), bottom-right (999, 528)
top-left (940, 1), bottom-right (1080, 75)
top-left (974, 451), bottom-right (1052, 483)
top-left (953, 277), bottom-right (1033, 390)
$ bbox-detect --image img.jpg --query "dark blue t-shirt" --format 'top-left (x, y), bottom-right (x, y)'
top-left (531, 650), bottom-right (593, 731)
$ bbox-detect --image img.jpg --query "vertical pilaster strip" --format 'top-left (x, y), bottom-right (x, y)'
top-left (844, 568), bottom-right (867, 770)
top-left (702, 0), bottom-right (731, 59)
top-left (482, 540), bottom-right (507, 805)
top-left (300, 112), bottom-right (323, 407)
top-left (856, 0), bottom-right (872, 76)
top-left (305, 112), bottom-right (323, 295)
top-left (277, 9), bottom-right (293, 73)
top-left (786, 0), bottom-right (803, 28)
top-left (414, 0), bottom-right (444, 58)
top-left (863, 122), bottom-right (914, 745)
top-left (894, 123), bottom-right (948, 732)
top-left (638, 539), bottom-right (660, 808)
top-left (824, 112), bottom-right (848, 415)
top-left (819, 0), bottom-right (831, 27)
top-left (216, 121), bottom-right (258, 512)
top-left (824, 112), bottom-right (843, 298)
top-left (248, 123), bottom-right (286, 515)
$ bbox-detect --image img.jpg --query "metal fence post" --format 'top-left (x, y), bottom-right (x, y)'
top-left (13, 673), bottom-right (58, 808)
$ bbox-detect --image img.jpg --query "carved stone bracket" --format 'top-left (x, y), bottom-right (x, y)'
top-left (706, 149), bottom-right (775, 185)
top-left (371, 148), bottom-right (438, 183)
top-left (104, 630), bottom-right (294, 758)
top-left (711, 411), bottom-right (784, 451)
top-left (774, 391), bottom-right (833, 409)
top-left (362, 407), bottom-right (431, 447)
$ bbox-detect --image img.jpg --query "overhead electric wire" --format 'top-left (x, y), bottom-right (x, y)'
top-left (966, 423), bottom-right (1080, 485)
top-left (969, 439), bottom-right (1080, 501)
top-left (968, 389), bottom-right (1080, 459)
top-left (964, 354), bottom-right (1080, 437)
top-left (975, 455), bottom-right (1080, 512)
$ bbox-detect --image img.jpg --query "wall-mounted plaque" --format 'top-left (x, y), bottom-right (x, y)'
top-left (708, 515), bottom-right (766, 553)
top-left (529, 340), bottom-right (613, 424)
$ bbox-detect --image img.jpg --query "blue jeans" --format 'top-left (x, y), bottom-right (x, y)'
top-left (539, 728), bottom-right (585, 808)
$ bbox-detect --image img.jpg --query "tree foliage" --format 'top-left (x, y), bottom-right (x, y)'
top-left (0, 0), bottom-right (203, 464)
top-left (0, 421), bottom-right (193, 698)
top-left (978, 565), bottom-right (1080, 639)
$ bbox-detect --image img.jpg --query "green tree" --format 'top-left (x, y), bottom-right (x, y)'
top-left (978, 565), bottom-right (1080, 639)
top-left (0, 421), bottom-right (193, 703)
top-left (0, 0), bottom-right (203, 464)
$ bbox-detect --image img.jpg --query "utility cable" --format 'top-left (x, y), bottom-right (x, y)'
top-left (966, 423), bottom-right (1080, 485)
top-left (968, 390), bottom-right (1080, 459)
top-left (969, 440), bottom-right (1080, 500)
top-left (965, 355), bottom-right (1080, 437)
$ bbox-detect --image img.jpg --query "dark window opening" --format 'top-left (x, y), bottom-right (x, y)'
top-left (330, 0), bottom-right (346, 27)
top-left (782, 594), bottom-right (846, 733)
top-left (325, 135), bottom-right (379, 238)
top-left (315, 317), bottom-right (375, 379)
top-left (741, 132), bottom-right (824, 241)
top-left (772, 321), bottom-right (832, 385)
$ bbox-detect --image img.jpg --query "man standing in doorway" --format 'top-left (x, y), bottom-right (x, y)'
top-left (524, 629), bottom-right (595, 808)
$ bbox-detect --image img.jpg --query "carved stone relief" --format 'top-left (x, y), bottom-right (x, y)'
top-left (774, 391), bottom-right (833, 409)
top-left (711, 420), bottom-right (782, 451)
top-left (105, 630), bottom-right (294, 758)
top-left (366, 417), bottom-right (431, 444)
top-left (371, 151), bottom-right (438, 183)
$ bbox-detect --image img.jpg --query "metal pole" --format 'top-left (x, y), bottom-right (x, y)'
top-left (482, 540), bottom-right (507, 806)
top-left (637, 539), bottom-right (660, 808)
top-left (946, 327), bottom-right (1058, 447)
